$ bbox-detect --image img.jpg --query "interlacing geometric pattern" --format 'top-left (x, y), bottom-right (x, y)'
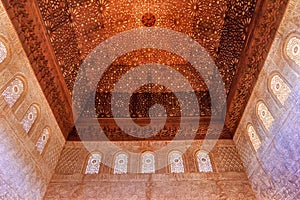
top-left (85, 153), bottom-right (102, 174)
top-left (247, 124), bottom-right (261, 152)
top-left (1, 78), bottom-right (25, 108)
top-left (270, 75), bottom-right (291, 105)
top-left (36, 128), bottom-right (50, 154)
top-left (113, 153), bottom-right (128, 174)
top-left (196, 151), bottom-right (213, 172)
top-left (257, 102), bottom-right (274, 131)
top-left (169, 151), bottom-right (184, 173)
top-left (0, 40), bottom-right (7, 64)
top-left (216, 147), bottom-right (244, 172)
top-left (141, 152), bottom-right (155, 173)
top-left (286, 36), bottom-right (300, 66)
top-left (35, 0), bottom-right (256, 95)
top-left (21, 105), bottom-right (38, 133)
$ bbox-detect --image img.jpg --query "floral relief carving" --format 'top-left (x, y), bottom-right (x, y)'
top-left (142, 152), bottom-right (155, 174)
top-left (85, 153), bottom-right (102, 174)
top-left (257, 102), bottom-right (274, 131)
top-left (169, 151), bottom-right (184, 173)
top-left (21, 105), bottom-right (38, 133)
top-left (0, 40), bottom-right (7, 63)
top-left (1, 77), bottom-right (25, 108)
top-left (270, 74), bottom-right (291, 105)
top-left (286, 36), bottom-right (300, 66)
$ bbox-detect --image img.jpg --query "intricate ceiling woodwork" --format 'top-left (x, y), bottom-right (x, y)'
top-left (67, 117), bottom-right (229, 141)
top-left (96, 49), bottom-right (207, 93)
top-left (141, 13), bottom-right (156, 27)
top-left (92, 49), bottom-right (212, 119)
top-left (2, 0), bottom-right (289, 141)
top-left (36, 0), bottom-right (256, 94)
top-left (224, 0), bottom-right (289, 136)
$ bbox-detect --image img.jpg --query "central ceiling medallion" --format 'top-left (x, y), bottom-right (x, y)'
top-left (141, 13), bottom-right (156, 27)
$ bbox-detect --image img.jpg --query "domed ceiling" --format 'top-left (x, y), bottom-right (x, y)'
top-left (3, 0), bottom-right (288, 140)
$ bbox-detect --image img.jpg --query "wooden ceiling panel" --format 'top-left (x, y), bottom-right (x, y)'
top-left (36, 0), bottom-right (256, 93)
top-left (2, 0), bottom-right (288, 141)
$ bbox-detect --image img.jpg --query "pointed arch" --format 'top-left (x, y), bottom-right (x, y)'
top-left (113, 152), bottom-right (128, 174)
top-left (85, 152), bottom-right (102, 174)
top-left (168, 151), bottom-right (184, 173)
top-left (141, 152), bottom-right (155, 174)
top-left (196, 151), bottom-right (213, 172)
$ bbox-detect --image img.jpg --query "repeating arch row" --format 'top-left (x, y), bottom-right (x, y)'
top-left (84, 150), bottom-right (213, 174)
top-left (0, 28), bottom-right (53, 158)
top-left (248, 87), bottom-right (286, 152)
top-left (1, 75), bottom-right (50, 155)
top-left (247, 35), bottom-right (296, 152)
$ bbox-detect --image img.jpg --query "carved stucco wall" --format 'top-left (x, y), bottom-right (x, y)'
top-left (0, 1), bottom-right (65, 199)
top-left (44, 140), bottom-right (256, 199)
top-left (45, 173), bottom-right (255, 199)
top-left (234, 0), bottom-right (300, 199)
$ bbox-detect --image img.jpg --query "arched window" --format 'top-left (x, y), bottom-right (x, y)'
top-left (169, 151), bottom-right (184, 173)
top-left (21, 105), bottom-right (38, 133)
top-left (196, 151), bottom-right (213, 172)
top-left (1, 77), bottom-right (25, 108)
top-left (36, 128), bottom-right (50, 154)
top-left (247, 124), bottom-right (261, 152)
top-left (286, 36), bottom-right (300, 66)
top-left (270, 74), bottom-right (291, 105)
top-left (114, 153), bottom-right (128, 174)
top-left (257, 102), bottom-right (274, 131)
top-left (141, 152), bottom-right (155, 173)
top-left (0, 40), bottom-right (7, 64)
top-left (85, 153), bottom-right (102, 174)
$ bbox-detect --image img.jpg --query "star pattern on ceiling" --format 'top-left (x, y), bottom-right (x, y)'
top-left (36, 0), bottom-right (256, 94)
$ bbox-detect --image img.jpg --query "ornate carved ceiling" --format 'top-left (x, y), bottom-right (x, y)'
top-left (2, 0), bottom-right (289, 141)
top-left (36, 0), bottom-right (255, 94)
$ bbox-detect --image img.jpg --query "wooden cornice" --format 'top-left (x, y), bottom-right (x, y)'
top-left (2, 0), bottom-right (74, 137)
top-left (224, 0), bottom-right (289, 136)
